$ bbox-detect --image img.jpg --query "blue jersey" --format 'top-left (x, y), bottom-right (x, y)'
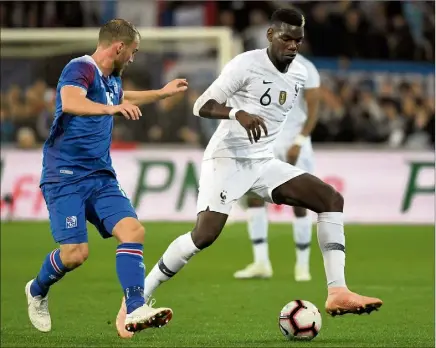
top-left (40, 55), bottom-right (123, 186)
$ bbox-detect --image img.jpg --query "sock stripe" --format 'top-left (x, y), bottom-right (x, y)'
top-left (296, 242), bottom-right (311, 250)
top-left (323, 243), bottom-right (345, 253)
top-left (158, 258), bottom-right (176, 278)
top-left (50, 249), bottom-right (63, 274)
top-left (252, 238), bottom-right (266, 245)
top-left (116, 249), bottom-right (143, 258)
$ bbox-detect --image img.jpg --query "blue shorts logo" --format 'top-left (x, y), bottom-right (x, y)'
top-left (66, 216), bottom-right (78, 229)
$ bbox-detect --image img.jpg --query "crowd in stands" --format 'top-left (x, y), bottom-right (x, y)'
top-left (1, 1), bottom-right (434, 150)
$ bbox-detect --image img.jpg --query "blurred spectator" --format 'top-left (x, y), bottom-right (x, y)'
top-left (16, 127), bottom-right (37, 149)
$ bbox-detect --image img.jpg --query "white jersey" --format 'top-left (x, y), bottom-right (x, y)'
top-left (277, 54), bottom-right (321, 142)
top-left (193, 48), bottom-right (308, 160)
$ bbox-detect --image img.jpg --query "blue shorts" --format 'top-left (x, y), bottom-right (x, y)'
top-left (41, 174), bottom-right (137, 245)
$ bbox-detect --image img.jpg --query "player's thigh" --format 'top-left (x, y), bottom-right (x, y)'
top-left (273, 173), bottom-right (343, 213)
top-left (251, 158), bottom-right (306, 204)
top-left (86, 176), bottom-right (138, 240)
top-left (197, 158), bottom-right (256, 216)
top-left (295, 140), bottom-right (315, 174)
top-left (41, 182), bottom-right (88, 245)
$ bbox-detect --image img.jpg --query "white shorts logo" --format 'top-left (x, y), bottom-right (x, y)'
top-left (66, 216), bottom-right (77, 229)
top-left (220, 190), bottom-right (227, 204)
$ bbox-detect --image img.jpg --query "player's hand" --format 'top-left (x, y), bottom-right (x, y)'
top-left (109, 104), bottom-right (142, 120)
top-left (160, 79), bottom-right (188, 98)
top-left (235, 111), bottom-right (268, 144)
top-left (286, 144), bottom-right (301, 165)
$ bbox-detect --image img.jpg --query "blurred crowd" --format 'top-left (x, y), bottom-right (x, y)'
top-left (0, 1), bottom-right (435, 150)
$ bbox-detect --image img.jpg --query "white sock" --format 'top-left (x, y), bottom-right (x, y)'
top-left (317, 212), bottom-right (346, 288)
top-left (247, 207), bottom-right (270, 264)
top-left (144, 232), bottom-right (199, 299)
top-left (293, 215), bottom-right (312, 268)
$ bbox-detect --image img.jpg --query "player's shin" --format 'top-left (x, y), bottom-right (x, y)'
top-left (316, 212), bottom-right (346, 289)
top-left (247, 207), bottom-right (270, 264)
top-left (293, 214), bottom-right (312, 267)
top-left (116, 243), bottom-right (145, 314)
top-left (144, 232), bottom-right (199, 299)
top-left (30, 249), bottom-right (71, 297)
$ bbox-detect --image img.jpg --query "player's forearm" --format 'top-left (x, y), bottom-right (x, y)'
top-left (300, 89), bottom-right (320, 137)
top-left (62, 96), bottom-right (111, 116)
top-left (196, 99), bottom-right (235, 119)
top-left (123, 90), bottom-right (166, 106)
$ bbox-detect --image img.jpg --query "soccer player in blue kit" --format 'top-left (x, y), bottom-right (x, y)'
top-left (25, 19), bottom-right (188, 335)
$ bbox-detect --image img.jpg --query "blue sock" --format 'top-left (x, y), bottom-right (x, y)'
top-left (30, 249), bottom-right (70, 298)
top-left (116, 243), bottom-right (145, 314)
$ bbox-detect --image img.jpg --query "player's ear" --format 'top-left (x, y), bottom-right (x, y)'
top-left (115, 42), bottom-right (125, 55)
top-left (266, 28), bottom-right (273, 43)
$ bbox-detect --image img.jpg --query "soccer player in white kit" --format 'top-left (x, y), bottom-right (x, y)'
top-left (115, 8), bottom-right (382, 338)
top-left (233, 53), bottom-right (321, 282)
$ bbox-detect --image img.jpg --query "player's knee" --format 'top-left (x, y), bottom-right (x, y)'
top-left (191, 218), bottom-right (223, 250)
top-left (60, 244), bottom-right (89, 269)
top-left (191, 226), bottom-right (220, 250)
top-left (322, 185), bottom-right (344, 212)
top-left (121, 223), bottom-right (145, 243)
top-left (113, 217), bottom-right (145, 243)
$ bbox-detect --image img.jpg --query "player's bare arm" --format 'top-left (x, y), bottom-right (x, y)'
top-left (122, 78), bottom-right (188, 105)
top-left (61, 85), bottom-right (142, 120)
top-left (194, 87), bottom-right (268, 143)
top-left (198, 100), bottom-right (268, 143)
top-left (287, 87), bottom-right (320, 164)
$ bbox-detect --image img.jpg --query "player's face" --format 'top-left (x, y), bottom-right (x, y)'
top-left (113, 37), bottom-right (140, 77)
top-left (267, 23), bottom-right (304, 65)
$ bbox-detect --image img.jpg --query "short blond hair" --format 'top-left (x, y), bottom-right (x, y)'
top-left (98, 19), bottom-right (140, 46)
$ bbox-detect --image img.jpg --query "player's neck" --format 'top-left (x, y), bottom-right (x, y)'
top-left (266, 48), bottom-right (289, 74)
top-left (91, 51), bottom-right (115, 77)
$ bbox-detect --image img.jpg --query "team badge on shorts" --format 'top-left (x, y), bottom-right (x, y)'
top-left (66, 216), bottom-right (78, 229)
top-left (279, 91), bottom-right (287, 105)
top-left (220, 190), bottom-right (227, 204)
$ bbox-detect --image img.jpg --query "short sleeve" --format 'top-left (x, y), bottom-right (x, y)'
top-left (304, 61), bottom-right (321, 89)
top-left (59, 61), bottom-right (95, 92)
top-left (212, 55), bottom-right (247, 99)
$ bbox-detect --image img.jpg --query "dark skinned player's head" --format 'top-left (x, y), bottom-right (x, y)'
top-left (267, 8), bottom-right (305, 66)
top-left (98, 19), bottom-right (140, 76)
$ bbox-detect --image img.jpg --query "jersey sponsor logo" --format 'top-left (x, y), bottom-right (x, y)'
top-left (279, 91), bottom-right (287, 105)
top-left (66, 216), bottom-right (77, 229)
top-left (60, 169), bottom-right (73, 175)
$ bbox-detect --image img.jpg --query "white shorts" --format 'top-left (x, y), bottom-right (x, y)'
top-left (197, 157), bottom-right (306, 215)
top-left (273, 138), bottom-right (315, 174)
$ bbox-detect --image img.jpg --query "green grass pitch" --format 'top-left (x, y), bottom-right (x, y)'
top-left (1, 222), bottom-right (434, 347)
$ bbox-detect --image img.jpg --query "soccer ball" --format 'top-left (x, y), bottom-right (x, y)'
top-left (278, 300), bottom-right (322, 340)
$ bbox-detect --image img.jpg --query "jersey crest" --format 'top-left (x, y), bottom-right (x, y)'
top-left (279, 91), bottom-right (287, 105)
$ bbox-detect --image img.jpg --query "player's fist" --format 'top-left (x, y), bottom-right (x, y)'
top-left (160, 79), bottom-right (188, 98)
top-left (109, 103), bottom-right (142, 120)
top-left (235, 111), bottom-right (268, 144)
top-left (286, 144), bottom-right (301, 165)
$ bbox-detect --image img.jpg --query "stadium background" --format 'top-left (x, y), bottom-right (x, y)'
top-left (1, 1), bottom-right (435, 347)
